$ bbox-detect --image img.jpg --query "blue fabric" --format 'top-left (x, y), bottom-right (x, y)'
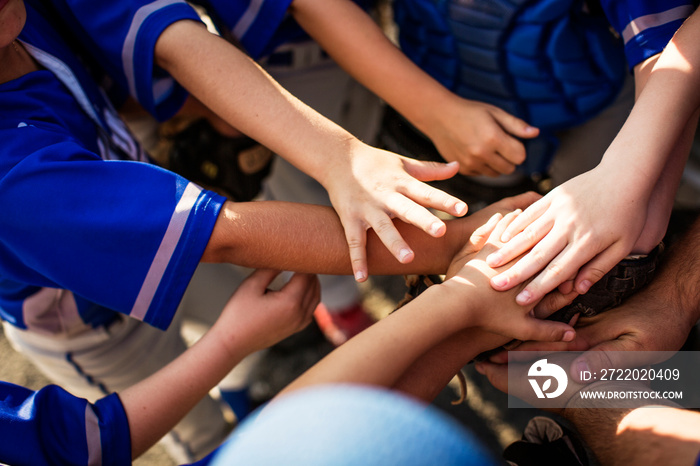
top-left (219, 387), bottom-right (252, 421)
top-left (209, 385), bottom-right (499, 466)
top-left (198, 0), bottom-right (374, 60)
top-left (0, 383), bottom-right (131, 466)
top-left (36, 0), bottom-right (202, 121)
top-left (200, 0), bottom-right (298, 60)
top-left (600, 0), bottom-right (694, 69)
top-left (0, 5), bottom-right (226, 331)
top-left (394, 0), bottom-right (629, 174)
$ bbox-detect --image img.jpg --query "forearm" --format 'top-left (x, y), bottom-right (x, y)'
top-left (121, 324), bottom-right (251, 458)
top-left (289, 0), bottom-right (455, 135)
top-left (566, 403), bottom-right (700, 466)
top-left (601, 12), bottom-right (700, 185)
top-left (649, 217), bottom-right (700, 328)
top-left (280, 285), bottom-right (474, 395)
top-left (154, 19), bottom-right (363, 186)
top-left (201, 200), bottom-right (468, 275)
top-left (392, 329), bottom-right (509, 402)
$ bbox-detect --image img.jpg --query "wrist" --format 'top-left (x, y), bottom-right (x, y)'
top-left (431, 277), bottom-right (486, 329)
top-left (313, 137), bottom-right (366, 191)
top-left (400, 87), bottom-right (457, 140)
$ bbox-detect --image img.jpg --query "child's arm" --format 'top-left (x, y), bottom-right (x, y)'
top-left (279, 212), bottom-right (575, 399)
top-left (483, 10), bottom-right (700, 307)
top-left (154, 19), bottom-right (468, 281)
top-left (201, 192), bottom-right (540, 277)
top-left (289, 0), bottom-right (539, 176)
top-left (121, 269), bottom-right (319, 458)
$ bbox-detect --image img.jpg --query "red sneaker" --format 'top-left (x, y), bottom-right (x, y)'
top-left (314, 302), bottom-right (376, 346)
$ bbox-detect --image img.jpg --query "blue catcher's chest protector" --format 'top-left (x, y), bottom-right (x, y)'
top-left (394, 0), bottom-right (627, 175)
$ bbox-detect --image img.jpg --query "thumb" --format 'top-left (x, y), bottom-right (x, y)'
top-left (570, 338), bottom-right (662, 383)
top-left (510, 317), bottom-right (576, 344)
top-left (245, 269), bottom-right (283, 291)
top-left (474, 361), bottom-right (509, 393)
top-left (491, 108), bottom-right (539, 139)
top-left (402, 158), bottom-right (461, 182)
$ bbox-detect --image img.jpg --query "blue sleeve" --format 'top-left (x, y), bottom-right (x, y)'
top-left (0, 382), bottom-right (131, 466)
top-left (198, 0), bottom-right (373, 60)
top-left (199, 0), bottom-right (295, 60)
top-left (43, 0), bottom-right (203, 121)
top-left (600, 0), bottom-right (694, 68)
top-left (0, 126), bottom-right (225, 330)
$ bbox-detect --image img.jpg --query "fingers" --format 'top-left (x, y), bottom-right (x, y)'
top-left (446, 213), bottom-right (502, 279)
top-left (490, 107), bottom-right (540, 141)
top-left (244, 268), bottom-right (283, 292)
top-left (401, 158), bottom-right (461, 182)
top-left (485, 132), bottom-right (527, 168)
top-left (398, 167), bottom-right (469, 218)
top-left (532, 289), bottom-right (578, 319)
top-left (468, 213), bottom-right (502, 249)
top-left (488, 209), bottom-right (522, 244)
top-left (282, 272), bottom-right (321, 326)
top-left (493, 237), bottom-right (582, 305)
top-left (485, 201), bottom-right (551, 270)
top-left (569, 338), bottom-right (661, 383)
top-left (508, 317), bottom-right (576, 344)
top-left (473, 360), bottom-right (509, 393)
top-left (300, 274), bottom-right (321, 319)
top-left (573, 244), bottom-right (630, 295)
top-left (344, 222), bottom-right (370, 282)
top-left (463, 110), bottom-right (537, 173)
top-left (365, 209), bottom-right (415, 266)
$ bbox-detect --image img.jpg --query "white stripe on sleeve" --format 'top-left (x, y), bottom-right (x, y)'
top-left (85, 404), bottom-right (103, 466)
top-left (621, 5), bottom-right (694, 44)
top-left (130, 183), bottom-right (202, 320)
top-left (122, 0), bottom-right (184, 100)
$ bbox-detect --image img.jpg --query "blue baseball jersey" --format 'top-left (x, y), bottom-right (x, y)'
top-left (0, 382), bottom-right (130, 466)
top-left (199, 0), bottom-right (374, 59)
top-left (38, 0), bottom-right (301, 118)
top-left (200, 0), bottom-right (300, 60)
top-left (37, 0), bottom-right (203, 121)
top-left (42, 0), bottom-right (373, 116)
top-left (600, 0), bottom-right (694, 69)
top-left (0, 3), bottom-right (226, 334)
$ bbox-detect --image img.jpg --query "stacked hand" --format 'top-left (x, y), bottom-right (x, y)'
top-left (216, 269), bottom-right (320, 355)
top-left (438, 209), bottom-right (577, 343)
top-left (323, 144), bottom-right (468, 281)
top-left (422, 97), bottom-right (539, 176)
top-left (485, 167), bottom-right (655, 306)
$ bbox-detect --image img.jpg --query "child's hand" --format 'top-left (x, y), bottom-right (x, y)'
top-left (214, 269), bottom-right (320, 355)
top-left (484, 167), bottom-right (655, 306)
top-left (422, 97), bottom-right (539, 176)
top-left (323, 144), bottom-right (468, 282)
top-left (440, 211), bottom-right (576, 343)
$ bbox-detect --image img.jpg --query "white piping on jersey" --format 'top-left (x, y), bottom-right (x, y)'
top-left (21, 41), bottom-right (102, 126)
top-left (85, 404), bottom-right (103, 466)
top-left (130, 182), bottom-right (202, 321)
top-left (232, 0), bottom-right (265, 40)
top-left (20, 41), bottom-right (145, 162)
top-left (101, 107), bottom-right (146, 161)
top-left (122, 0), bottom-right (181, 103)
top-left (621, 5), bottom-right (694, 44)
